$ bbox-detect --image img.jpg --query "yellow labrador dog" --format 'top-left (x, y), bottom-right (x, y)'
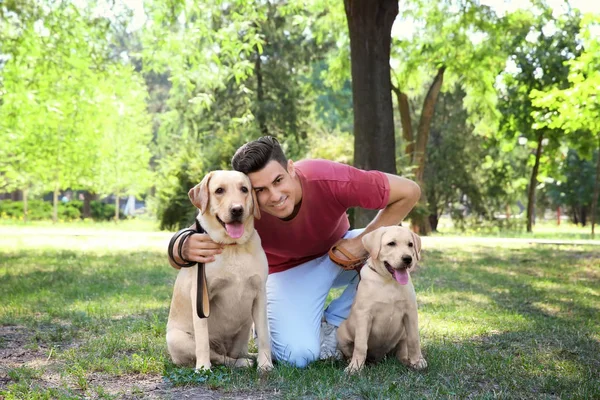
top-left (337, 225), bottom-right (427, 374)
top-left (166, 171), bottom-right (273, 372)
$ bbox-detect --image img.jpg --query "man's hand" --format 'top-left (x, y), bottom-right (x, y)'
top-left (169, 230), bottom-right (224, 269)
top-left (182, 233), bottom-right (224, 264)
top-left (334, 236), bottom-right (368, 261)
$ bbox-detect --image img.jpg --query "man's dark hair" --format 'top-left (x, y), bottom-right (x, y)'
top-left (231, 136), bottom-right (288, 174)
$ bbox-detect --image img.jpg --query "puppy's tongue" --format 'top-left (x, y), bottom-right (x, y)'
top-left (393, 269), bottom-right (409, 285)
top-left (225, 222), bottom-right (244, 239)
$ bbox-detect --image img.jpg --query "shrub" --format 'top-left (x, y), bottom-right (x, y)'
top-left (0, 199), bottom-right (122, 221)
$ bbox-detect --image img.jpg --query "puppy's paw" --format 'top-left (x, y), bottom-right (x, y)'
top-left (257, 360), bottom-right (274, 374)
top-left (410, 356), bottom-right (427, 370)
top-left (194, 362), bottom-right (211, 372)
top-left (344, 361), bottom-right (363, 375)
top-left (233, 357), bottom-right (255, 368)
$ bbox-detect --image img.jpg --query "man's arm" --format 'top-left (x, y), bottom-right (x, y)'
top-left (337, 174), bottom-right (421, 258)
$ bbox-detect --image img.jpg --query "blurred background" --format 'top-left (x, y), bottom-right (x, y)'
top-left (1, 0), bottom-right (599, 239)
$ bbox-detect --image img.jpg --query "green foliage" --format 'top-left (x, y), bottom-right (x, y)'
top-left (545, 150), bottom-right (599, 225)
top-left (143, 0), bottom-right (347, 227)
top-left (0, 200), bottom-right (77, 221)
top-left (498, 6), bottom-right (582, 154)
top-left (164, 364), bottom-right (231, 387)
top-left (0, 1), bottom-right (153, 209)
top-left (90, 201), bottom-right (124, 222)
top-left (0, 200), bottom-right (125, 221)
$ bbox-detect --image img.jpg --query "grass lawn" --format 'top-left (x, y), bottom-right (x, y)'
top-left (0, 222), bottom-right (599, 399)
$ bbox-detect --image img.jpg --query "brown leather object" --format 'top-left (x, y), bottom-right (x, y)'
top-left (328, 242), bottom-right (368, 271)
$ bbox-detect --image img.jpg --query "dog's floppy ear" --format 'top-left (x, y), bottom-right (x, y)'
top-left (189, 172), bottom-right (213, 214)
top-left (410, 231), bottom-right (422, 261)
top-left (251, 188), bottom-right (261, 220)
top-left (361, 227), bottom-right (386, 259)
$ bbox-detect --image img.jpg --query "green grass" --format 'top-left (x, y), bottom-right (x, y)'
top-left (1, 223), bottom-right (599, 399)
top-left (434, 218), bottom-right (598, 241)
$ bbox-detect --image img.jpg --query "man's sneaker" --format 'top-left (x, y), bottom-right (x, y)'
top-left (319, 321), bottom-right (343, 360)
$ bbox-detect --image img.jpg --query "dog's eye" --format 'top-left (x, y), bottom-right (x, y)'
top-left (408, 242), bottom-right (414, 247)
top-left (387, 241), bottom-right (396, 247)
top-left (215, 188), bottom-right (225, 195)
top-left (241, 186), bottom-right (248, 193)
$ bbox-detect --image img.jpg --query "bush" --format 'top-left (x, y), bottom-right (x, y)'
top-left (0, 199), bottom-right (121, 221)
top-left (90, 200), bottom-right (124, 221)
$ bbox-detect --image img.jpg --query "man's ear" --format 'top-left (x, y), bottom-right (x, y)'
top-left (188, 172), bottom-right (213, 214)
top-left (410, 231), bottom-right (422, 261)
top-left (251, 189), bottom-right (261, 220)
top-left (287, 159), bottom-right (295, 178)
top-left (361, 228), bottom-right (386, 259)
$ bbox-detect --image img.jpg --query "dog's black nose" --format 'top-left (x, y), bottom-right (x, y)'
top-left (230, 206), bottom-right (244, 218)
top-left (402, 255), bottom-right (413, 265)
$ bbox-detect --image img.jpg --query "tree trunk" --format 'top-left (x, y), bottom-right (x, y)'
top-left (414, 66), bottom-right (446, 183)
top-left (345, 0), bottom-right (398, 228)
top-left (114, 195), bottom-right (120, 222)
top-left (392, 85), bottom-right (414, 159)
top-left (83, 191), bottom-right (96, 219)
top-left (527, 133), bottom-right (544, 233)
top-left (53, 188), bottom-right (59, 223)
top-left (429, 212), bottom-right (439, 232)
top-left (412, 67), bottom-right (445, 235)
top-left (591, 138), bottom-right (600, 239)
top-left (23, 188), bottom-right (28, 223)
top-left (255, 44), bottom-right (268, 136)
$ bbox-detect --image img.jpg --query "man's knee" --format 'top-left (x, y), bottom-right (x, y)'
top-left (273, 341), bottom-right (320, 368)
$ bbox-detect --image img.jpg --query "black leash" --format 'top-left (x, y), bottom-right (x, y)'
top-left (168, 219), bottom-right (210, 319)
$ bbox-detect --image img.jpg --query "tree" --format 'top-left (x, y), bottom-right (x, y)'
top-left (391, 0), bottom-right (529, 234)
top-left (530, 14), bottom-right (600, 237)
top-left (0, 1), bottom-right (153, 222)
top-left (343, 0), bottom-right (399, 227)
top-left (499, 6), bottom-right (582, 232)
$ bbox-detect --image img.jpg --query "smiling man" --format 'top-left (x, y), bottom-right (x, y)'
top-left (168, 136), bottom-right (420, 367)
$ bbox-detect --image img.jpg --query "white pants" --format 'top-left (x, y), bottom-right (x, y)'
top-left (265, 229), bottom-right (363, 367)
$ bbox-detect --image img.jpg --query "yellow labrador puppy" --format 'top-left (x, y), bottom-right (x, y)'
top-left (166, 171), bottom-right (273, 373)
top-left (337, 225), bottom-right (426, 374)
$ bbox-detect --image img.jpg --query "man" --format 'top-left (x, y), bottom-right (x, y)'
top-left (168, 136), bottom-right (420, 367)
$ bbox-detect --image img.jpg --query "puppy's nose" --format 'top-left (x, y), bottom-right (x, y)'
top-left (402, 255), bottom-right (413, 265)
top-left (230, 206), bottom-right (244, 218)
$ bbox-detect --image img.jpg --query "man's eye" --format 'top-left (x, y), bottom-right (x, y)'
top-left (215, 188), bottom-right (224, 194)
top-left (387, 242), bottom-right (396, 247)
top-left (241, 186), bottom-right (248, 193)
top-left (408, 242), bottom-right (414, 247)
top-left (254, 188), bottom-right (263, 193)
top-left (275, 178), bottom-right (282, 184)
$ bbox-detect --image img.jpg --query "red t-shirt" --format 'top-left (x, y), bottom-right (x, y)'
top-left (254, 159), bottom-right (390, 274)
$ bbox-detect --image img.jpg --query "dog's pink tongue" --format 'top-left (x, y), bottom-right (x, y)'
top-left (393, 269), bottom-right (409, 285)
top-left (225, 223), bottom-right (244, 239)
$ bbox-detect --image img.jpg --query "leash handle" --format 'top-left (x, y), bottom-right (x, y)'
top-left (194, 220), bottom-right (210, 319)
top-left (167, 220), bottom-right (210, 319)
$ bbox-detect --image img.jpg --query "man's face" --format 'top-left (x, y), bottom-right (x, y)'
top-left (247, 159), bottom-right (299, 219)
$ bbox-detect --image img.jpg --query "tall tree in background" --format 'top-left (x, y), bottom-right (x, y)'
top-left (391, 0), bottom-right (526, 234)
top-left (344, 0), bottom-right (399, 228)
top-left (0, 1), bottom-right (152, 222)
top-left (531, 14), bottom-right (600, 237)
top-left (499, 7), bottom-right (581, 232)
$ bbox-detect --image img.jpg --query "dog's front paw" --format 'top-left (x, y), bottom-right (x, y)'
top-left (257, 360), bottom-right (274, 374)
top-left (195, 362), bottom-right (211, 372)
top-left (410, 356), bottom-right (427, 370)
top-left (344, 360), bottom-right (364, 375)
top-left (233, 357), bottom-right (255, 368)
